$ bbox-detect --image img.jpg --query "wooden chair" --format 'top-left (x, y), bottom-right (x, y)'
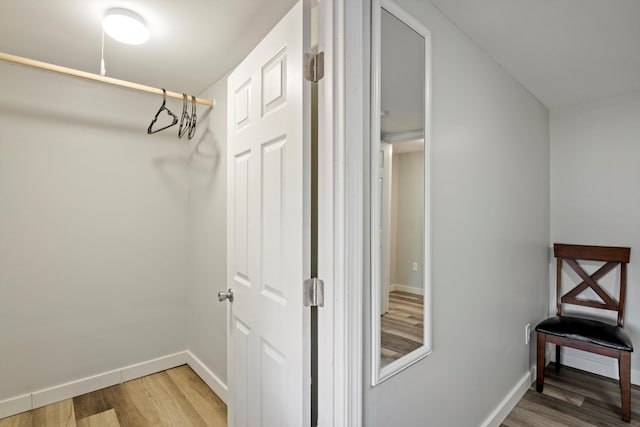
top-left (536, 243), bottom-right (633, 422)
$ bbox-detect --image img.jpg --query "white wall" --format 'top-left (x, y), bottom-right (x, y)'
top-left (391, 150), bottom-right (424, 290)
top-left (363, 0), bottom-right (550, 426)
top-left (0, 63), bottom-right (188, 401)
top-left (186, 75), bottom-right (228, 384)
top-left (550, 90), bottom-right (640, 381)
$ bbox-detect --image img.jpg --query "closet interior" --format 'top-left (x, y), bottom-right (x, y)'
top-left (0, 0), bottom-right (299, 422)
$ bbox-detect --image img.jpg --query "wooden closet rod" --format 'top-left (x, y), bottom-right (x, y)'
top-left (0, 51), bottom-right (215, 107)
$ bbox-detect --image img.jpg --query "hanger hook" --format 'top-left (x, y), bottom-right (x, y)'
top-left (188, 95), bottom-right (197, 140)
top-left (178, 93), bottom-right (191, 139)
top-left (147, 88), bottom-right (179, 134)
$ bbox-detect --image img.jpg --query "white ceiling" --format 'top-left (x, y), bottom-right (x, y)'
top-left (381, 8), bottom-right (425, 138)
top-left (1, 1), bottom-right (638, 111)
top-left (429, 0), bottom-right (640, 109)
top-left (0, 0), bottom-right (297, 96)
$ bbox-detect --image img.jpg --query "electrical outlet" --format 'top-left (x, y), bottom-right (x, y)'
top-left (412, 262), bottom-right (418, 272)
top-left (525, 323), bottom-right (531, 344)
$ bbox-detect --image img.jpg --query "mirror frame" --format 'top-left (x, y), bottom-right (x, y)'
top-left (371, 0), bottom-right (432, 385)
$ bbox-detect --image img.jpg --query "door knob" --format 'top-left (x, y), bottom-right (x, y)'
top-left (218, 289), bottom-right (234, 302)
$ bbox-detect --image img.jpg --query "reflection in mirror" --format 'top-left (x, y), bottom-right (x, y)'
top-left (379, 140), bottom-right (424, 367)
top-left (372, 0), bottom-right (431, 384)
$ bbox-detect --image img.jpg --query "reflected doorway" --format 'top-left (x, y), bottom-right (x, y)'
top-left (379, 137), bottom-right (424, 367)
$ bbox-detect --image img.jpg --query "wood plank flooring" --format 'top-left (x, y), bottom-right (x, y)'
top-left (381, 290), bottom-right (424, 366)
top-left (503, 363), bottom-right (640, 427)
top-left (76, 410), bottom-right (119, 427)
top-left (0, 365), bottom-right (227, 427)
top-left (7, 357), bottom-right (638, 426)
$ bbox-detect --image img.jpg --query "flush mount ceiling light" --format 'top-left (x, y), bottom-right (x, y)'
top-left (102, 8), bottom-right (149, 45)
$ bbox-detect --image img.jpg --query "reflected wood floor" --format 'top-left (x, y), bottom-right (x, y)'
top-left (502, 363), bottom-right (640, 427)
top-left (0, 365), bottom-right (227, 427)
top-left (381, 290), bottom-right (424, 365)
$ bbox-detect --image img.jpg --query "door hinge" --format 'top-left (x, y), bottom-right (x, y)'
top-left (304, 52), bottom-right (324, 82)
top-left (303, 278), bottom-right (325, 307)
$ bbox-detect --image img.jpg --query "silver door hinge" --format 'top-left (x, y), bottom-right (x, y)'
top-left (303, 278), bottom-right (324, 307)
top-left (304, 52), bottom-right (324, 82)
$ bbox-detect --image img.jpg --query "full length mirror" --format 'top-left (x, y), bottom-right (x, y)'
top-left (371, 0), bottom-right (431, 385)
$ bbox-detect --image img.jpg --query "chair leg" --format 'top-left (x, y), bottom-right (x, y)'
top-left (619, 351), bottom-right (631, 422)
top-left (536, 332), bottom-right (546, 392)
top-left (619, 356), bottom-right (623, 391)
top-left (555, 344), bottom-right (561, 372)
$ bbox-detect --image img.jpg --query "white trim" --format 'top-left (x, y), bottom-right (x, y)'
top-left (341, 0), bottom-right (364, 424)
top-left (370, 0), bottom-right (433, 387)
top-left (389, 284), bottom-right (424, 296)
top-left (185, 351), bottom-right (229, 404)
top-left (32, 369), bottom-right (123, 410)
top-left (381, 130), bottom-right (424, 143)
top-left (479, 367), bottom-right (535, 427)
top-left (315, 0), bottom-right (364, 424)
top-left (121, 352), bottom-right (187, 383)
top-left (316, 0), bottom-right (342, 425)
top-left (0, 351), bottom-right (230, 420)
top-left (0, 394), bottom-right (31, 420)
top-left (0, 351), bottom-right (189, 418)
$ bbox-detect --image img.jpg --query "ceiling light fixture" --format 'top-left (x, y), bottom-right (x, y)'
top-left (102, 8), bottom-right (149, 45)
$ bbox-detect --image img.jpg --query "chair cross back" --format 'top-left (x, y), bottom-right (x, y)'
top-left (536, 243), bottom-right (633, 422)
top-left (555, 244), bottom-right (630, 326)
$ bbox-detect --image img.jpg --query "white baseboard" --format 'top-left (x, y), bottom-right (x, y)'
top-left (0, 350), bottom-right (229, 420)
top-left (185, 351), bottom-right (228, 404)
top-left (0, 351), bottom-right (189, 419)
top-left (31, 367), bottom-right (123, 410)
top-left (553, 349), bottom-right (640, 385)
top-left (122, 352), bottom-right (187, 383)
top-left (0, 394), bottom-right (31, 420)
top-left (389, 284), bottom-right (424, 296)
top-left (479, 366), bottom-right (534, 427)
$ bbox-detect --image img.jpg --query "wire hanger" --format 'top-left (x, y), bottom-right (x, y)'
top-left (178, 93), bottom-right (191, 139)
top-left (147, 89), bottom-right (178, 134)
top-left (188, 95), bottom-right (197, 140)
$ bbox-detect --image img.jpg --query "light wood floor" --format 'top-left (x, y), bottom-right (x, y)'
top-left (502, 363), bottom-right (640, 426)
top-left (381, 290), bottom-right (424, 366)
top-left (0, 365), bottom-right (227, 427)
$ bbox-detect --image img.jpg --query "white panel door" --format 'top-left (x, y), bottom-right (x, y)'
top-left (226, 2), bottom-right (310, 426)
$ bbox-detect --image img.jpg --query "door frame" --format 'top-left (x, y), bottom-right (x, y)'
top-left (219, 0), bottom-right (366, 424)
top-left (316, 0), bottom-right (364, 426)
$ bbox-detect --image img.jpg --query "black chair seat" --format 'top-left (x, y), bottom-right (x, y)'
top-left (537, 244), bottom-right (633, 421)
top-left (536, 316), bottom-right (633, 352)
